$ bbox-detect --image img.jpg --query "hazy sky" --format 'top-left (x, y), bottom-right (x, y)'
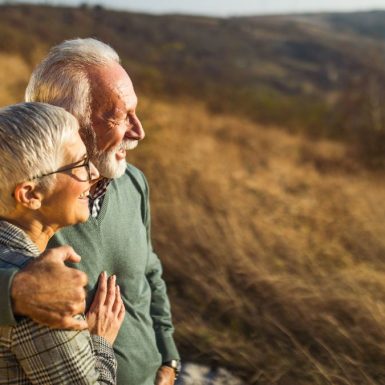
top-left (11, 0), bottom-right (385, 16)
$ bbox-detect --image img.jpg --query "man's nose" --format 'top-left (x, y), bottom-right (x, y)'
top-left (127, 115), bottom-right (145, 141)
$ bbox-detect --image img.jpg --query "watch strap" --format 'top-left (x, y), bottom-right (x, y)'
top-left (163, 360), bottom-right (181, 379)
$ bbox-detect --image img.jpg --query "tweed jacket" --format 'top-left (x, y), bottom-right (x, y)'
top-left (0, 220), bottom-right (117, 385)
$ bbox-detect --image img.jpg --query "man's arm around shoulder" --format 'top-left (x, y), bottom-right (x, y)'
top-left (0, 245), bottom-right (88, 330)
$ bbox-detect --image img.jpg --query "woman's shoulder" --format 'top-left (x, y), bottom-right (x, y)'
top-left (11, 315), bottom-right (90, 351)
top-left (0, 247), bottom-right (34, 270)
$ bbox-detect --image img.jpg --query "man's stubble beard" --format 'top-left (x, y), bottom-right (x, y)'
top-left (81, 124), bottom-right (138, 179)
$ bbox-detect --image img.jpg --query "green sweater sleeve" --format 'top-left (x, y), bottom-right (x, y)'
top-left (0, 267), bottom-right (18, 325)
top-left (141, 172), bottom-right (180, 362)
top-left (146, 249), bottom-right (180, 362)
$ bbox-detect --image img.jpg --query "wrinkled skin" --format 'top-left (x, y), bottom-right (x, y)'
top-left (11, 245), bottom-right (88, 330)
top-left (86, 62), bottom-right (145, 179)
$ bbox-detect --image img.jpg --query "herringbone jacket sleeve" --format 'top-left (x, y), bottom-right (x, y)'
top-left (8, 317), bottom-right (117, 384)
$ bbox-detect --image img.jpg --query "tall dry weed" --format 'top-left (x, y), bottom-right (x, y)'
top-left (128, 99), bottom-right (385, 385)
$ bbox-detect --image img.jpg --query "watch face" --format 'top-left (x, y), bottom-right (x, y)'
top-left (174, 360), bottom-right (182, 372)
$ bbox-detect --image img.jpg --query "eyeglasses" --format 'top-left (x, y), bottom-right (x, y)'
top-left (32, 156), bottom-right (93, 181)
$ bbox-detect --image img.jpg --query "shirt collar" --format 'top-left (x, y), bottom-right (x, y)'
top-left (90, 177), bottom-right (112, 201)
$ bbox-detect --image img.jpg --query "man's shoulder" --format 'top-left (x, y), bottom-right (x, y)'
top-left (125, 162), bottom-right (146, 180)
top-left (113, 163), bottom-right (148, 193)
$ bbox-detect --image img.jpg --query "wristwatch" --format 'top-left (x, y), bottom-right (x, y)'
top-left (163, 360), bottom-right (181, 380)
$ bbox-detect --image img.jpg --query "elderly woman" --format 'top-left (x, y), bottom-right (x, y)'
top-left (0, 102), bottom-right (124, 384)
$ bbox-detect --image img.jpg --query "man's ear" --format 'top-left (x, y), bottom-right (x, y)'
top-left (13, 182), bottom-right (42, 210)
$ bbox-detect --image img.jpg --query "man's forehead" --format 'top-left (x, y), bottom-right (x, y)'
top-left (88, 63), bottom-right (133, 91)
top-left (88, 63), bottom-right (136, 107)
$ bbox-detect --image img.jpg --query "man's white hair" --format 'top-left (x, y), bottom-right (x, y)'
top-left (0, 102), bottom-right (79, 215)
top-left (25, 38), bottom-right (120, 138)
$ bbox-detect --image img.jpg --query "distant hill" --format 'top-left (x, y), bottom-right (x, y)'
top-left (309, 11), bottom-right (385, 40)
top-left (0, 4), bottom-right (385, 164)
top-left (1, 5), bottom-right (379, 95)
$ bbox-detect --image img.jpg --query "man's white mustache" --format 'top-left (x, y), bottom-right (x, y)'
top-left (119, 140), bottom-right (138, 151)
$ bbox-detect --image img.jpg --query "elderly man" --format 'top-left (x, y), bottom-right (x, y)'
top-left (0, 39), bottom-right (180, 385)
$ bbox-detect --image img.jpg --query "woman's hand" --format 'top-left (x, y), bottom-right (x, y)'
top-left (86, 272), bottom-right (125, 345)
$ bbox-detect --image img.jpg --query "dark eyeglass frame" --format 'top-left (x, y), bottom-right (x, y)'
top-left (32, 156), bottom-right (92, 181)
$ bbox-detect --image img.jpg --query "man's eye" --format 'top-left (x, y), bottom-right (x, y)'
top-left (107, 118), bottom-right (120, 126)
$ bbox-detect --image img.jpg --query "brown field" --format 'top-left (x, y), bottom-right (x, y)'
top-left (133, 100), bottom-right (385, 385)
top-left (2, 41), bottom-right (385, 385)
top-left (0, 53), bottom-right (30, 106)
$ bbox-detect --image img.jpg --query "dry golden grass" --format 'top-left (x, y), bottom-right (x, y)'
top-left (0, 53), bottom-right (30, 106)
top-left (2, 58), bottom-right (385, 385)
top-left (128, 100), bottom-right (385, 385)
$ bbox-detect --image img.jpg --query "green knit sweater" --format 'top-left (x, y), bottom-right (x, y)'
top-left (0, 164), bottom-right (179, 385)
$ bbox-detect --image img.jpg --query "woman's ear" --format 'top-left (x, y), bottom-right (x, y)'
top-left (13, 182), bottom-right (42, 210)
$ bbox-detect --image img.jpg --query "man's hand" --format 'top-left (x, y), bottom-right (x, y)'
top-left (155, 366), bottom-right (176, 385)
top-left (11, 245), bottom-right (88, 330)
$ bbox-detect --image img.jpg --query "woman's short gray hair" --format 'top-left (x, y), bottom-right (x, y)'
top-left (0, 102), bottom-right (79, 215)
top-left (25, 38), bottom-right (120, 129)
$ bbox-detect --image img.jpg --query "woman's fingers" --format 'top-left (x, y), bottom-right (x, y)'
top-left (112, 285), bottom-right (121, 314)
top-left (87, 273), bottom-right (125, 344)
top-left (98, 272), bottom-right (108, 305)
top-left (105, 275), bottom-right (116, 310)
top-left (89, 273), bottom-right (122, 315)
top-left (117, 294), bottom-right (125, 322)
top-left (89, 271), bottom-right (107, 312)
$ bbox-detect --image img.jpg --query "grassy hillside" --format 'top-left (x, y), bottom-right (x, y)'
top-left (131, 99), bottom-right (385, 384)
top-left (1, 4), bottom-right (385, 165)
top-left (0, 4), bottom-right (368, 99)
top-left (1, 5), bottom-right (385, 384)
top-left (310, 11), bottom-right (385, 40)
